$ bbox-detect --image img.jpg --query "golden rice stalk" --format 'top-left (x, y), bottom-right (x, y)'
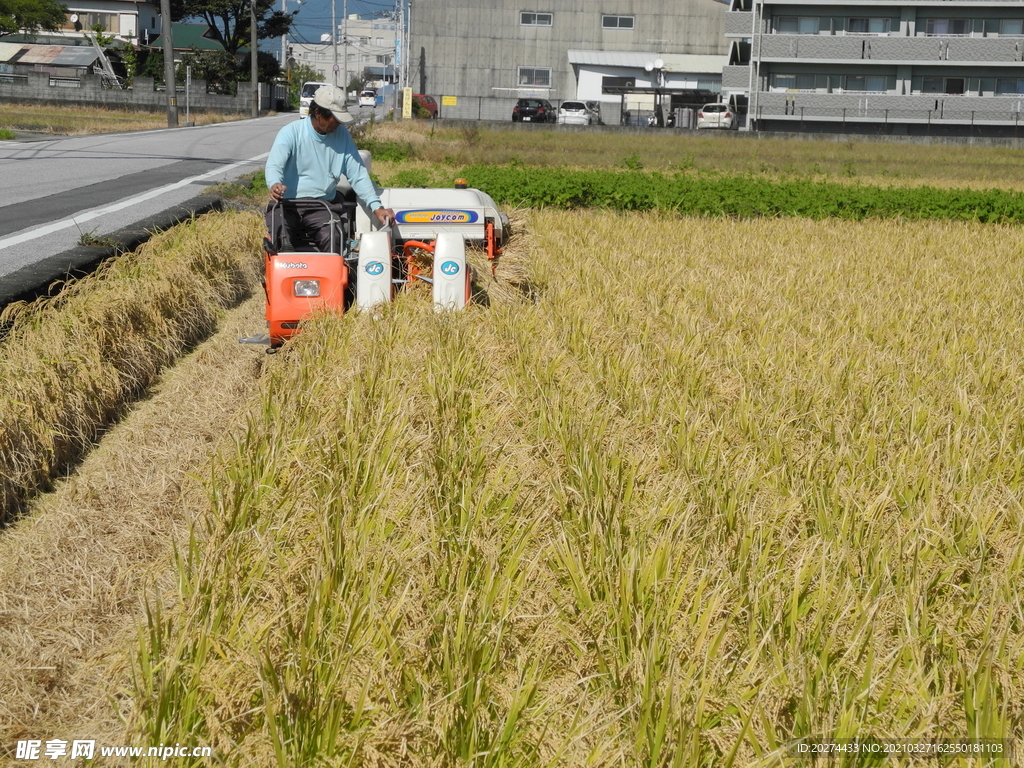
top-left (0, 211), bottom-right (263, 522)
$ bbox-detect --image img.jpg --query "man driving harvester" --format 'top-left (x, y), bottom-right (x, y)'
top-left (265, 84), bottom-right (394, 252)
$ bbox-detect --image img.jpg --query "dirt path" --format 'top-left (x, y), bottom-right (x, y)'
top-left (0, 297), bottom-right (267, 759)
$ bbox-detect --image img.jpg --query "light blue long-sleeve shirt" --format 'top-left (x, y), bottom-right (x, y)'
top-left (265, 118), bottom-right (382, 210)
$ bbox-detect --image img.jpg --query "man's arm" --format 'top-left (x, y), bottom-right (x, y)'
top-left (336, 133), bottom-right (395, 225)
top-left (265, 127), bottom-right (293, 201)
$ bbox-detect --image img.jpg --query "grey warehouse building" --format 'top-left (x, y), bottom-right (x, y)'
top-left (724, 0), bottom-right (1024, 136)
top-left (407, 0), bottom-right (729, 118)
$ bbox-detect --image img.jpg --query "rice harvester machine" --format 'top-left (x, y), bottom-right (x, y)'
top-left (251, 156), bottom-right (509, 349)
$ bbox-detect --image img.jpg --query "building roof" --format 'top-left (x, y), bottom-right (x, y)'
top-left (148, 23), bottom-right (246, 52)
top-left (0, 42), bottom-right (99, 66)
top-left (568, 50), bottom-right (728, 74)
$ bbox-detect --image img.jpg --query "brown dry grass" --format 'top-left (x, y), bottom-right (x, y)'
top-left (0, 296), bottom-right (268, 761)
top-left (0, 103), bottom-right (245, 136)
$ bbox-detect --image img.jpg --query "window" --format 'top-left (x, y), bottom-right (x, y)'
top-left (521, 12), bottom-right (552, 26)
top-left (845, 75), bottom-right (887, 92)
top-left (996, 78), bottom-right (1024, 94)
top-left (777, 16), bottom-right (820, 35)
top-left (63, 11), bottom-right (117, 31)
top-left (601, 75), bottom-right (635, 92)
top-left (923, 76), bottom-right (965, 94)
top-left (924, 19), bottom-right (971, 36)
top-left (774, 74), bottom-right (816, 90)
top-left (1000, 20), bottom-right (1024, 36)
top-left (518, 67), bottom-right (551, 87)
top-left (848, 17), bottom-right (890, 34)
top-left (602, 15), bottom-right (634, 29)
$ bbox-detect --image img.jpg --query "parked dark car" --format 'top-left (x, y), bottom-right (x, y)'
top-left (512, 98), bottom-right (556, 123)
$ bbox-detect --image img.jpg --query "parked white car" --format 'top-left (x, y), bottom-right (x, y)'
top-left (299, 81), bottom-right (330, 118)
top-left (557, 100), bottom-right (594, 125)
top-left (358, 89), bottom-right (377, 107)
top-left (696, 103), bottom-right (738, 130)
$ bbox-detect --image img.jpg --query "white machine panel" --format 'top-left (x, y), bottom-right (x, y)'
top-left (356, 231), bottom-right (393, 310)
top-left (433, 232), bottom-right (468, 311)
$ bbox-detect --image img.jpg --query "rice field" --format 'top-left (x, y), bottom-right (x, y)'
top-left (129, 211), bottom-right (1024, 766)
top-left (0, 211), bottom-right (262, 521)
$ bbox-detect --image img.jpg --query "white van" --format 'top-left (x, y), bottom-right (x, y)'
top-left (299, 81), bottom-right (330, 118)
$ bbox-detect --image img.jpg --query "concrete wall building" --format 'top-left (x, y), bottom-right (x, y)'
top-left (408, 0), bottom-right (728, 109)
top-left (725, 0), bottom-right (1024, 136)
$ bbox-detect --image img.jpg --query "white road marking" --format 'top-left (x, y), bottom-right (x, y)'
top-left (0, 152), bottom-right (269, 251)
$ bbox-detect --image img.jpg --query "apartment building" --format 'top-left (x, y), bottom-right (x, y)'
top-left (292, 15), bottom-right (396, 88)
top-left (724, 0), bottom-right (1024, 135)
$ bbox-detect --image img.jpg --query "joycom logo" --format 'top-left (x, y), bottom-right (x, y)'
top-left (365, 261), bottom-right (385, 275)
top-left (397, 210), bottom-right (479, 224)
top-left (440, 261), bottom-right (461, 276)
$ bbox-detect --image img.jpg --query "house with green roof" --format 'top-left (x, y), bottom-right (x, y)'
top-left (148, 23), bottom-right (247, 56)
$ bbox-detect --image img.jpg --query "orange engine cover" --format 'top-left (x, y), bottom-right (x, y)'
top-left (266, 251), bottom-right (347, 345)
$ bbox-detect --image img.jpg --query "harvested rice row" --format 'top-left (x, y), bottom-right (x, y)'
top-left (0, 211), bottom-right (265, 523)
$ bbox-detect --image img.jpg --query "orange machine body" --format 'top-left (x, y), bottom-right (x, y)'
top-left (265, 251), bottom-right (347, 346)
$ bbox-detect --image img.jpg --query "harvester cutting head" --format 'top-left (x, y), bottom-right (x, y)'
top-left (352, 181), bottom-right (509, 312)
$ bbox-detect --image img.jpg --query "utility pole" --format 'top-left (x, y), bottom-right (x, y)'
top-left (159, 0), bottom-right (177, 126)
top-left (341, 0), bottom-right (348, 102)
top-left (280, 0), bottom-right (287, 68)
top-left (250, 0), bottom-right (258, 118)
top-left (331, 0), bottom-right (338, 87)
top-left (405, 0), bottom-right (412, 94)
top-left (393, 0), bottom-right (401, 115)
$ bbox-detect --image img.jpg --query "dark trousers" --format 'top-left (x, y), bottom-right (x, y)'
top-left (265, 195), bottom-right (346, 254)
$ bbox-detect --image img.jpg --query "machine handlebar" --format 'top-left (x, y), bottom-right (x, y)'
top-left (265, 198), bottom-right (350, 255)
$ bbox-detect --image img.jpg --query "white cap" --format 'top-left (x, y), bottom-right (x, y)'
top-left (312, 84), bottom-right (354, 124)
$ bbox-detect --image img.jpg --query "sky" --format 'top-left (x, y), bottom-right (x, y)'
top-left (285, 0), bottom-right (397, 47)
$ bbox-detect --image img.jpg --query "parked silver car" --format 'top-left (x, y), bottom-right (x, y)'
top-left (696, 103), bottom-right (738, 130)
top-left (557, 100), bottom-right (594, 125)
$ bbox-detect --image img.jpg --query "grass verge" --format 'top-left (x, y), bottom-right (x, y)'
top-left (0, 211), bottom-right (263, 523)
top-left (131, 211), bottom-right (1024, 766)
top-left (0, 103), bottom-right (244, 136)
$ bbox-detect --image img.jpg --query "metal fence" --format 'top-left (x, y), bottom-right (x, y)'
top-left (754, 104), bottom-right (1024, 130)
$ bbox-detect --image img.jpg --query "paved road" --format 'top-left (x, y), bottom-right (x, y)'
top-left (0, 113), bottom-right (297, 287)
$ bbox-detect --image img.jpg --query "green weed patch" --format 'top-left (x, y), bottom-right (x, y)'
top-left (460, 164), bottom-right (1024, 223)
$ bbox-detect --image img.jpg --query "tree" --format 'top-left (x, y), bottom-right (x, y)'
top-left (175, 47), bottom-right (279, 94)
top-left (287, 61), bottom-right (323, 108)
top-left (170, 0), bottom-right (293, 56)
top-left (0, 0), bottom-right (68, 37)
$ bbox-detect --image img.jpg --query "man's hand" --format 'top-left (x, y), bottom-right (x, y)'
top-left (374, 207), bottom-right (396, 228)
top-left (268, 183), bottom-right (287, 202)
